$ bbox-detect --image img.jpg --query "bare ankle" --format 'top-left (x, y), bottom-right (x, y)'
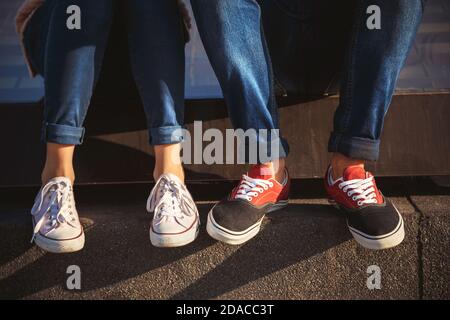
top-left (261, 158), bottom-right (286, 184)
top-left (330, 153), bottom-right (364, 180)
top-left (153, 167), bottom-right (185, 183)
top-left (275, 160), bottom-right (286, 184)
top-left (41, 168), bottom-right (75, 185)
top-left (42, 143), bottom-right (76, 184)
top-left (153, 143), bottom-right (185, 183)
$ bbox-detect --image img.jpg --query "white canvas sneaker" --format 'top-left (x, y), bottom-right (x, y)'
top-left (31, 177), bottom-right (85, 253)
top-left (147, 173), bottom-right (199, 247)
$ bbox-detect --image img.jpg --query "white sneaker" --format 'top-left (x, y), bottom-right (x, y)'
top-left (147, 173), bottom-right (199, 247)
top-left (31, 177), bottom-right (85, 253)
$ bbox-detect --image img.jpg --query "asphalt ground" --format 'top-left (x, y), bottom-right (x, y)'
top-left (0, 177), bottom-right (449, 299)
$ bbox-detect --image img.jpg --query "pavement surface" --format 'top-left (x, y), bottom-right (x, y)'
top-left (0, 177), bottom-right (449, 300)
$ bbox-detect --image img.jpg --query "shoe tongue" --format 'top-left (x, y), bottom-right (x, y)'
top-left (46, 177), bottom-right (72, 191)
top-left (48, 176), bottom-right (72, 185)
top-left (162, 173), bottom-right (183, 185)
top-left (247, 164), bottom-right (274, 180)
top-left (343, 166), bottom-right (368, 181)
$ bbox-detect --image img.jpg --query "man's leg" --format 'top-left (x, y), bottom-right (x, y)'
top-left (190, 0), bottom-right (290, 245)
top-left (325, 0), bottom-right (425, 250)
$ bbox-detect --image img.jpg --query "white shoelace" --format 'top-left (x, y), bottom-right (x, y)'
top-left (148, 176), bottom-right (196, 227)
top-left (338, 176), bottom-right (378, 206)
top-left (31, 180), bottom-right (75, 242)
top-left (234, 174), bottom-right (274, 201)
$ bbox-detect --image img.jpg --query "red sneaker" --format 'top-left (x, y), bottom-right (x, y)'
top-left (325, 165), bottom-right (405, 250)
top-left (207, 164), bottom-right (290, 245)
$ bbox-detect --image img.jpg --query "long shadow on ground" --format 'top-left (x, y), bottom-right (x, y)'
top-left (0, 202), bottom-right (349, 299)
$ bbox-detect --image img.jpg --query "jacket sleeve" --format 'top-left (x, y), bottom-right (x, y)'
top-left (15, 0), bottom-right (45, 34)
top-left (177, 0), bottom-right (192, 30)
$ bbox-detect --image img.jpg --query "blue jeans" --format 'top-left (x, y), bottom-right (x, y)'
top-left (327, 0), bottom-right (425, 160)
top-left (190, 0), bottom-right (290, 163)
top-left (24, 0), bottom-right (185, 145)
top-left (191, 0), bottom-right (423, 162)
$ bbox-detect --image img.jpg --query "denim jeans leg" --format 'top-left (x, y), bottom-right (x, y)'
top-left (190, 0), bottom-right (289, 163)
top-left (42, 0), bottom-right (114, 145)
top-left (328, 0), bottom-right (424, 161)
top-left (125, 0), bottom-right (185, 146)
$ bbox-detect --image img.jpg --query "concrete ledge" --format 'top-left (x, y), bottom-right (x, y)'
top-left (410, 195), bottom-right (450, 299)
top-left (1, 92), bottom-right (450, 186)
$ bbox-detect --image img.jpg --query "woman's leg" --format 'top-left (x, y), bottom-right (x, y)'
top-left (125, 0), bottom-right (198, 247)
top-left (125, 0), bottom-right (186, 182)
top-left (41, 143), bottom-right (75, 183)
top-left (41, 0), bottom-right (114, 183)
top-left (154, 144), bottom-right (184, 182)
top-left (29, 0), bottom-right (114, 253)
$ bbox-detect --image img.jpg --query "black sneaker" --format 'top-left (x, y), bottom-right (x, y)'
top-left (325, 165), bottom-right (405, 250)
top-left (206, 164), bottom-right (290, 245)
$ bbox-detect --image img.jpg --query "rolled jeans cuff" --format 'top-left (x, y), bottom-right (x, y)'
top-left (149, 125), bottom-right (184, 145)
top-left (42, 123), bottom-right (85, 145)
top-left (260, 136), bottom-right (289, 163)
top-left (328, 132), bottom-right (380, 161)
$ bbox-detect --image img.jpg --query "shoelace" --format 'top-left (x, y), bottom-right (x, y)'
top-left (148, 177), bottom-right (196, 226)
top-left (31, 180), bottom-right (75, 243)
top-left (338, 176), bottom-right (378, 206)
top-left (234, 174), bottom-right (274, 201)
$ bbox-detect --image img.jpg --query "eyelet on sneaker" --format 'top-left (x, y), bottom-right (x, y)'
top-left (269, 183), bottom-right (274, 187)
top-left (352, 196), bottom-right (356, 201)
top-left (357, 201), bottom-right (362, 206)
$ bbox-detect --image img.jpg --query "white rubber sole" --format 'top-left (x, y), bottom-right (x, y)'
top-left (329, 199), bottom-right (405, 250)
top-left (150, 220), bottom-right (200, 248)
top-left (34, 231), bottom-right (85, 254)
top-left (206, 200), bottom-right (288, 246)
top-left (348, 214), bottom-right (405, 250)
